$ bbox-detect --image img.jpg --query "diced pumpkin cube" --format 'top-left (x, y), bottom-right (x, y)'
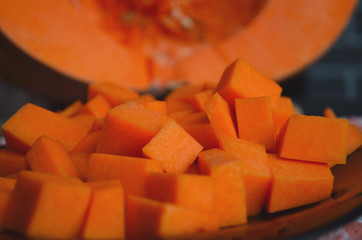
top-left (126, 196), bottom-right (219, 239)
top-left (26, 136), bottom-right (82, 179)
top-left (323, 107), bottom-right (337, 118)
top-left (202, 81), bottom-right (217, 91)
top-left (172, 111), bottom-right (209, 125)
top-left (198, 149), bottom-right (247, 227)
top-left (0, 177), bottom-right (16, 193)
top-left (169, 109), bottom-right (196, 123)
top-left (91, 118), bottom-right (105, 132)
top-left (266, 154), bottom-right (334, 213)
top-left (69, 153), bottom-right (91, 180)
top-left (71, 130), bottom-right (101, 155)
top-left (2, 103), bottom-right (91, 153)
top-left (219, 135), bottom-right (271, 216)
top-left (273, 96), bottom-right (297, 140)
top-left (58, 100), bottom-right (83, 118)
top-left (166, 99), bottom-right (195, 115)
top-left (278, 114), bottom-right (349, 164)
top-left (143, 119), bottom-right (203, 173)
top-left (79, 95), bottom-right (111, 119)
top-left (88, 82), bottom-right (139, 107)
top-left (96, 101), bottom-right (167, 157)
top-left (81, 180), bottom-right (125, 239)
top-left (70, 114), bottom-right (97, 129)
top-left (165, 85), bottom-right (204, 102)
top-left (274, 96), bottom-right (296, 116)
top-left (139, 94), bottom-right (156, 101)
top-left (146, 172), bottom-right (215, 213)
top-left (204, 92), bottom-right (238, 141)
top-left (182, 122), bottom-right (219, 150)
top-left (3, 171), bottom-right (91, 238)
top-left (216, 58), bottom-right (282, 109)
top-left (190, 89), bottom-right (214, 112)
top-left (143, 100), bottom-right (167, 115)
top-left (0, 149), bottom-right (29, 177)
top-left (235, 96), bottom-right (275, 151)
top-left (323, 107), bottom-right (362, 155)
top-left (87, 153), bottom-right (162, 197)
top-left (184, 162), bottom-right (199, 175)
top-left (165, 85), bottom-right (205, 115)
top-left (346, 124), bottom-right (362, 155)
top-left (273, 112), bottom-right (290, 142)
top-left (0, 191), bottom-right (11, 231)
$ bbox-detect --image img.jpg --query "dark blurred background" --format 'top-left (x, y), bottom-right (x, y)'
top-left (0, 2), bottom-right (361, 127)
top-left (280, 2), bottom-right (362, 117)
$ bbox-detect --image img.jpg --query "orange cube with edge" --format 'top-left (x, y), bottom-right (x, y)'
top-left (274, 96), bottom-right (296, 116)
top-left (69, 130), bottom-right (101, 179)
top-left (190, 89), bottom-right (214, 112)
top-left (0, 149), bottom-right (29, 177)
top-left (26, 136), bottom-right (82, 179)
top-left (88, 82), bottom-right (139, 107)
top-left (278, 114), bottom-right (349, 164)
top-left (126, 196), bottom-right (219, 239)
top-left (219, 135), bottom-right (271, 216)
top-left (143, 100), bottom-right (167, 115)
top-left (79, 95), bottom-right (111, 119)
top-left (204, 92), bottom-right (238, 141)
top-left (81, 180), bottom-right (124, 239)
top-left (198, 149), bottom-right (247, 227)
top-left (69, 153), bottom-right (91, 180)
top-left (346, 124), bottom-right (362, 155)
top-left (323, 107), bottom-right (362, 155)
top-left (70, 114), bottom-right (97, 129)
top-left (182, 122), bottom-right (219, 150)
top-left (0, 191), bottom-right (11, 231)
top-left (216, 58), bottom-right (282, 109)
top-left (0, 177), bottom-right (16, 194)
top-left (266, 154), bottom-right (334, 213)
top-left (273, 96), bottom-right (296, 139)
top-left (235, 96), bottom-right (275, 151)
top-left (96, 101), bottom-right (167, 157)
top-left (3, 171), bottom-right (91, 239)
top-left (145, 172), bottom-right (215, 213)
top-left (2, 103), bottom-right (91, 153)
top-left (143, 119), bottom-right (203, 173)
top-left (58, 100), bottom-right (83, 118)
top-left (71, 130), bottom-right (101, 155)
top-left (87, 153), bottom-right (163, 197)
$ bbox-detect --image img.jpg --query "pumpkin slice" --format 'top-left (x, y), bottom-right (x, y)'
top-left (216, 0), bottom-right (358, 81)
top-left (0, 0), bottom-right (149, 89)
top-left (0, 0), bottom-right (356, 91)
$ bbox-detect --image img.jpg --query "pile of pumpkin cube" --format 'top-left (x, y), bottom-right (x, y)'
top-left (0, 58), bottom-right (361, 239)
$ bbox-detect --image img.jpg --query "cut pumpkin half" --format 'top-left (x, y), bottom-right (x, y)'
top-left (0, 0), bottom-right (357, 91)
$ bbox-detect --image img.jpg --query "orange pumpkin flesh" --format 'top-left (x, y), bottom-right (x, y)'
top-left (0, 0), bottom-right (357, 91)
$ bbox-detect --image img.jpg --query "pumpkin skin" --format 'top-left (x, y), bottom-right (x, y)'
top-left (0, 0), bottom-right (358, 91)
